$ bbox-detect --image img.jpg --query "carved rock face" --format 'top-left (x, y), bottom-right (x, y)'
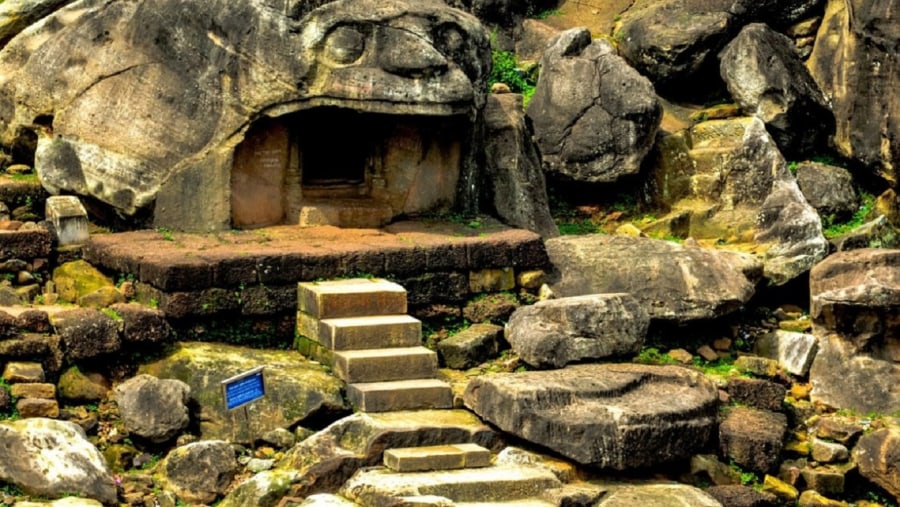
top-left (299, 0), bottom-right (490, 114)
top-left (0, 0), bottom-right (490, 227)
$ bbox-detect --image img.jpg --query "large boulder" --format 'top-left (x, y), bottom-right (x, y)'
top-left (853, 427), bottom-right (900, 500)
top-left (139, 342), bottom-right (347, 443)
top-left (795, 161), bottom-right (859, 222)
top-left (505, 293), bottom-right (648, 369)
top-left (156, 440), bottom-right (238, 505)
top-left (114, 374), bottom-right (190, 444)
top-left (545, 234), bottom-right (762, 323)
top-left (808, 0), bottom-right (900, 186)
top-left (526, 28), bottom-right (661, 184)
top-left (482, 93), bottom-right (558, 238)
top-left (0, 0), bottom-right (490, 229)
top-left (463, 363), bottom-right (719, 469)
top-left (0, 418), bottom-right (117, 505)
top-left (278, 409), bottom-right (500, 497)
top-left (808, 249), bottom-right (900, 414)
top-left (719, 23), bottom-right (834, 158)
top-left (615, 0), bottom-right (823, 97)
top-left (651, 116), bottom-right (828, 284)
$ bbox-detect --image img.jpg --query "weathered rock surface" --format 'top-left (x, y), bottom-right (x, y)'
top-left (795, 162), bottom-right (859, 222)
top-left (545, 234), bottom-right (761, 323)
top-left (505, 293), bottom-right (648, 369)
top-left (217, 469), bottom-right (300, 507)
top-left (110, 302), bottom-right (171, 344)
top-left (114, 374), bottom-right (190, 443)
top-left (719, 23), bottom-right (834, 157)
top-left (808, 249), bottom-right (900, 414)
top-left (706, 484), bottom-right (779, 507)
top-left (651, 116), bottom-right (828, 284)
top-left (437, 322), bottom-right (501, 369)
top-left (52, 260), bottom-right (121, 307)
top-left (50, 308), bottom-right (120, 360)
top-left (719, 407), bottom-right (787, 474)
top-left (278, 409), bottom-right (500, 497)
top-left (139, 342), bottom-right (346, 443)
top-left (0, 0), bottom-right (75, 48)
top-left (482, 93), bottom-right (558, 238)
top-left (753, 330), bottom-right (819, 377)
top-left (597, 483), bottom-right (724, 506)
top-left (0, 0), bottom-right (490, 229)
top-left (527, 28), bottom-right (661, 184)
top-left (808, 0), bottom-right (900, 186)
top-left (464, 363), bottom-right (719, 469)
top-left (0, 418), bottom-right (117, 505)
top-left (157, 440), bottom-right (238, 505)
top-left (853, 427), bottom-right (900, 500)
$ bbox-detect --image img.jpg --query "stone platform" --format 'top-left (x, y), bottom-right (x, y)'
top-left (82, 220), bottom-right (550, 320)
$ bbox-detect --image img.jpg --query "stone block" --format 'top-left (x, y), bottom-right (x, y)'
top-left (318, 315), bottom-right (422, 350)
top-left (719, 407), bottom-right (787, 474)
top-left (2, 361), bottom-right (44, 382)
top-left (516, 270), bottom-right (546, 290)
top-left (438, 323), bottom-right (501, 369)
top-left (298, 278), bottom-right (407, 319)
top-left (754, 330), bottom-right (818, 376)
top-left (0, 229), bottom-right (52, 260)
top-left (347, 379), bottom-right (453, 412)
top-left (45, 195), bottom-right (89, 246)
top-left (469, 268), bottom-right (515, 293)
top-left (810, 438), bottom-right (849, 463)
top-left (726, 377), bottom-right (786, 411)
top-left (10, 382), bottom-right (55, 399)
top-left (383, 443), bottom-right (491, 472)
top-left (333, 347), bottom-right (437, 383)
top-left (298, 199), bottom-right (393, 228)
top-left (800, 465), bottom-right (846, 495)
top-left (17, 397), bottom-right (59, 418)
top-left (401, 272), bottom-right (469, 305)
top-left (734, 356), bottom-right (780, 378)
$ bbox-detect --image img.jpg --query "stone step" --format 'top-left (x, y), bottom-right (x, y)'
top-left (298, 198), bottom-right (393, 229)
top-left (384, 443), bottom-right (492, 472)
top-left (347, 379), bottom-right (453, 412)
top-left (333, 347), bottom-right (437, 383)
top-left (298, 278), bottom-right (407, 319)
top-left (342, 464), bottom-right (561, 505)
top-left (307, 314), bottom-right (422, 350)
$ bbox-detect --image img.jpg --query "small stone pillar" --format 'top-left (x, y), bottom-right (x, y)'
top-left (45, 196), bottom-right (89, 246)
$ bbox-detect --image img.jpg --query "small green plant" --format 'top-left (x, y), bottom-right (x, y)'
top-left (488, 49), bottom-right (537, 107)
top-left (0, 379), bottom-right (19, 421)
top-left (101, 308), bottom-right (123, 322)
top-left (155, 227), bottom-right (174, 241)
top-left (634, 347), bottom-right (678, 365)
top-left (532, 8), bottom-right (561, 19)
top-left (787, 160), bottom-right (799, 174)
top-left (822, 191), bottom-right (875, 238)
top-left (148, 298), bottom-right (159, 309)
top-left (557, 219), bottom-right (602, 235)
top-left (729, 461), bottom-right (758, 486)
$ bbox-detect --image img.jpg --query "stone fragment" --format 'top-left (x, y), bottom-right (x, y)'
top-left (811, 438), bottom-right (849, 463)
top-left (0, 418), bottom-right (117, 504)
top-left (719, 407), bottom-right (787, 474)
top-left (527, 29), bottom-right (661, 184)
top-left (57, 367), bottom-right (109, 402)
top-left (10, 382), bottom-right (55, 399)
top-left (797, 489), bottom-right (848, 507)
top-left (494, 446), bottom-right (577, 483)
top-left (16, 397), bottom-right (59, 418)
top-left (216, 470), bottom-right (300, 507)
top-left (734, 356), bottom-right (779, 378)
top-left (546, 234), bottom-right (761, 323)
top-left (719, 24), bottom-right (834, 157)
top-left (690, 455), bottom-right (741, 486)
top-left (705, 484), bottom-right (779, 507)
top-left (437, 323), bottom-right (501, 369)
top-left (753, 330), bottom-right (818, 376)
top-left (45, 196), bottom-right (89, 246)
top-left (697, 345), bottom-right (719, 362)
top-left (52, 260), bottom-right (119, 305)
top-left (505, 294), bottom-right (648, 369)
top-left (2, 361), bottom-right (43, 382)
top-left (109, 302), bottom-right (172, 344)
top-left (761, 475), bottom-right (798, 504)
top-left (464, 364), bottom-right (718, 469)
top-left (115, 374), bottom-right (190, 444)
top-left (461, 293), bottom-right (518, 324)
top-left (853, 427), bottom-right (900, 500)
top-left (516, 270), bottom-right (546, 290)
top-left (726, 378), bottom-right (786, 411)
top-left (795, 162), bottom-right (859, 222)
top-left (157, 440), bottom-right (238, 505)
top-left (482, 93), bottom-right (558, 238)
top-left (814, 417), bottom-right (864, 446)
top-left (800, 464), bottom-right (846, 496)
top-left (468, 268), bottom-right (515, 293)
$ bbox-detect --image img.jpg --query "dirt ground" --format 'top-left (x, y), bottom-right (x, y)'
top-left (539, 0), bottom-right (634, 37)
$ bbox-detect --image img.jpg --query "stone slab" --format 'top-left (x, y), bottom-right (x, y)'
top-left (347, 379), bottom-right (453, 412)
top-left (298, 278), bottom-right (407, 319)
top-left (299, 198), bottom-right (393, 229)
top-left (384, 443), bottom-right (491, 472)
top-left (317, 314), bottom-right (422, 350)
top-left (341, 465), bottom-right (561, 505)
top-left (45, 195), bottom-right (89, 246)
top-left (333, 346), bottom-right (437, 383)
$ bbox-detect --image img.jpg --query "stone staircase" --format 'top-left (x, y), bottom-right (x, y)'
top-left (297, 278), bottom-right (453, 412)
top-left (341, 443), bottom-right (560, 506)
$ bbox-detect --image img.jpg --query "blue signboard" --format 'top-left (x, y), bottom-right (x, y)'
top-left (222, 366), bottom-right (266, 411)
